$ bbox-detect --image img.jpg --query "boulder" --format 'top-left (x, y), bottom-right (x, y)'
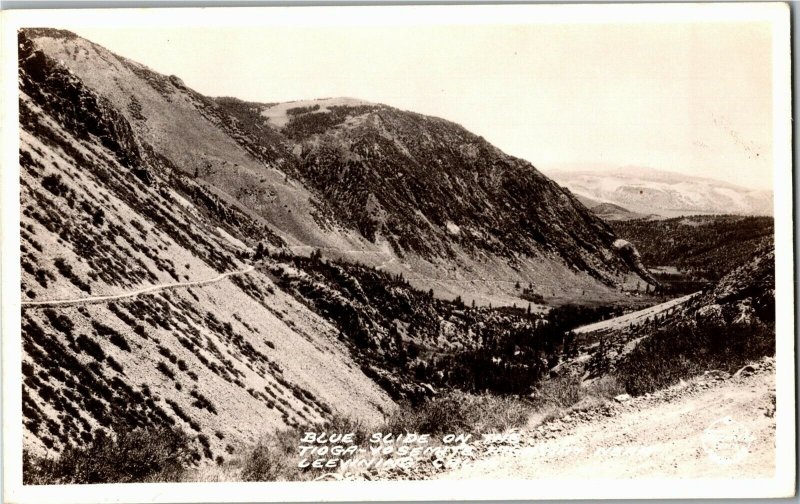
top-left (614, 393), bottom-right (632, 403)
top-left (734, 364), bottom-right (757, 378)
top-left (703, 370), bottom-right (731, 381)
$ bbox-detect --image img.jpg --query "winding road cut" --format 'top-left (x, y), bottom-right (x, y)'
top-left (21, 265), bottom-right (256, 308)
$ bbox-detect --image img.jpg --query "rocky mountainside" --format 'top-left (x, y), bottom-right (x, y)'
top-left (19, 29), bottom-right (395, 462)
top-left (17, 27), bottom-right (661, 464)
top-left (550, 166), bottom-right (773, 218)
top-left (220, 97), bottom-right (656, 303)
top-left (24, 28), bottom-right (655, 307)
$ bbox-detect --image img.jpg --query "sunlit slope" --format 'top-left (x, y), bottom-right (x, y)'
top-left (19, 31), bottom-right (393, 462)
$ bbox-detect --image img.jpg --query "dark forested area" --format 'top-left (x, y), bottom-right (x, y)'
top-left (611, 215), bottom-right (773, 281)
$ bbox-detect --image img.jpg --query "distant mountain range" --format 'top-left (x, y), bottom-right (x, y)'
top-left (548, 166), bottom-right (773, 218)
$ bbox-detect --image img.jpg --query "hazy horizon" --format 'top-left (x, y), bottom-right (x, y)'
top-left (68, 20), bottom-right (775, 190)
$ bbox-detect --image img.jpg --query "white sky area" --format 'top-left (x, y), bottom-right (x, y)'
top-left (72, 22), bottom-right (773, 190)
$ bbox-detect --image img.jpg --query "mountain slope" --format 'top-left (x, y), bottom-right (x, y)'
top-left (25, 29), bottom-right (654, 306)
top-left (549, 166), bottom-right (773, 217)
top-left (19, 30), bottom-right (394, 462)
top-left (226, 97), bottom-right (656, 302)
top-left (611, 215), bottom-right (774, 281)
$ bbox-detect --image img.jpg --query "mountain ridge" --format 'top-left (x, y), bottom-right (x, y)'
top-left (549, 166), bottom-right (773, 217)
top-left (25, 27), bottom-right (653, 306)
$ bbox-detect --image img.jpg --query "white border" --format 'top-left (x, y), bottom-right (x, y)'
top-left (1, 4), bottom-right (794, 503)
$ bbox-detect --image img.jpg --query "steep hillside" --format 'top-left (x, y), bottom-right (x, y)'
top-left (19, 30), bottom-right (394, 463)
top-left (248, 99), bottom-right (654, 303)
top-left (559, 241), bottom-right (775, 394)
top-left (22, 29), bottom-right (322, 249)
top-left (550, 166), bottom-right (773, 217)
top-left (26, 29), bottom-right (654, 307)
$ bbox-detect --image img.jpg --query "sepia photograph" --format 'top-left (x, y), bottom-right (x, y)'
top-left (1, 3), bottom-right (794, 503)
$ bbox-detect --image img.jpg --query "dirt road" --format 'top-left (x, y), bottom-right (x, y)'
top-left (21, 264), bottom-right (255, 308)
top-left (441, 365), bottom-right (775, 480)
top-left (573, 292), bottom-right (698, 334)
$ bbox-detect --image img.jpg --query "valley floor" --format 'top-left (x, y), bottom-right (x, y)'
top-left (439, 363), bottom-right (775, 480)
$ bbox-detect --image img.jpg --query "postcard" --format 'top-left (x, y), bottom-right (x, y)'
top-left (1, 3), bottom-right (794, 502)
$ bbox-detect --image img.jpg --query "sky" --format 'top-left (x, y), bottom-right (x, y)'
top-left (72, 20), bottom-right (775, 190)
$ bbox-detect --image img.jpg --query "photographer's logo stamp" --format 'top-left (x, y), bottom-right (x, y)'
top-left (701, 416), bottom-right (755, 465)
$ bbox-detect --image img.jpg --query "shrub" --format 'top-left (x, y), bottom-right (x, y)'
top-left (108, 332), bottom-right (130, 352)
top-left (616, 317), bottom-right (774, 396)
top-left (41, 173), bottom-right (67, 197)
top-left (383, 391), bottom-right (529, 437)
top-left (583, 375), bottom-right (625, 399)
top-left (92, 209), bottom-right (105, 227)
top-left (42, 309), bottom-right (74, 337)
top-left (22, 425), bottom-right (192, 484)
top-left (156, 361), bottom-right (175, 380)
top-left (76, 334), bottom-right (105, 361)
top-left (53, 257), bottom-right (91, 293)
top-left (530, 374), bottom-right (585, 408)
top-left (189, 389), bottom-right (217, 415)
top-left (165, 399), bottom-right (193, 425)
top-left (240, 430), bottom-right (305, 482)
top-left (322, 415), bottom-right (370, 446)
top-left (105, 355), bottom-right (124, 373)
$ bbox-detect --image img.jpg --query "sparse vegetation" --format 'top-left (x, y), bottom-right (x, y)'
top-left (617, 317), bottom-right (774, 396)
top-left (54, 257), bottom-right (91, 293)
top-left (384, 391), bottom-right (530, 437)
top-left (23, 425), bottom-right (193, 484)
top-left (240, 431), bottom-right (305, 482)
top-left (76, 334), bottom-right (105, 361)
top-left (92, 321), bottom-right (130, 351)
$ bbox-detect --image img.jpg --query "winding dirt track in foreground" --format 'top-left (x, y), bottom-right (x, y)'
top-left (441, 369), bottom-right (775, 480)
top-left (21, 265), bottom-right (255, 308)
